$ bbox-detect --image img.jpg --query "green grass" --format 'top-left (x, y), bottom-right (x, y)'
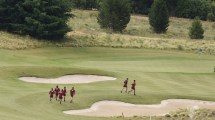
top-left (1, 47), bottom-right (215, 120)
top-left (0, 9), bottom-right (215, 120)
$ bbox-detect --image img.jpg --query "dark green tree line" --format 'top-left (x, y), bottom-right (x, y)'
top-left (0, 0), bottom-right (73, 40)
top-left (176, 0), bottom-right (210, 20)
top-left (0, 0), bottom-right (25, 33)
top-left (70, 0), bottom-right (98, 9)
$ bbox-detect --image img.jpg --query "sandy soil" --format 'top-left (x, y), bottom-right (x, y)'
top-left (18, 75), bottom-right (116, 84)
top-left (63, 99), bottom-right (215, 117)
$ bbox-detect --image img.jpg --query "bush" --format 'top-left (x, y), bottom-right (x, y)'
top-left (97, 0), bottom-right (131, 32)
top-left (207, 13), bottom-right (215, 21)
top-left (189, 17), bottom-right (204, 39)
top-left (165, 114), bottom-right (171, 117)
top-left (149, 0), bottom-right (169, 33)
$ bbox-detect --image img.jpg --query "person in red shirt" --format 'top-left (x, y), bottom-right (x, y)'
top-left (58, 89), bottom-right (63, 104)
top-left (70, 87), bottom-right (75, 103)
top-left (121, 78), bottom-right (128, 93)
top-left (54, 85), bottom-right (60, 101)
top-left (49, 88), bottom-right (55, 101)
top-left (128, 80), bottom-right (136, 95)
top-left (62, 86), bottom-right (67, 102)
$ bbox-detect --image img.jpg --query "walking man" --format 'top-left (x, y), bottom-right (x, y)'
top-left (58, 89), bottom-right (63, 104)
top-left (49, 88), bottom-right (55, 101)
top-left (54, 85), bottom-right (60, 101)
top-left (70, 87), bottom-right (75, 103)
top-left (63, 86), bottom-right (67, 102)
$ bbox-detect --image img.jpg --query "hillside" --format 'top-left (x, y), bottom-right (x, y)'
top-left (0, 10), bottom-right (215, 54)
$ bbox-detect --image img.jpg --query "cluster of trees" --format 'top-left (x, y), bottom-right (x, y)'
top-left (97, 0), bottom-right (169, 33)
top-left (98, 0), bottom-right (204, 39)
top-left (72, 0), bottom-right (215, 21)
top-left (0, 0), bottom-right (207, 40)
top-left (0, 0), bottom-right (72, 40)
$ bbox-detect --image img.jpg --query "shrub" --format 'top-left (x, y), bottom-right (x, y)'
top-left (189, 17), bottom-right (204, 39)
top-left (165, 114), bottom-right (171, 117)
top-left (207, 13), bottom-right (215, 21)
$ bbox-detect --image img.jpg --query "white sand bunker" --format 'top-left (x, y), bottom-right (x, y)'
top-left (19, 75), bottom-right (116, 84)
top-left (63, 99), bottom-right (215, 117)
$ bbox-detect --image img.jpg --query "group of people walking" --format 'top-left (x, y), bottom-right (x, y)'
top-left (49, 85), bottom-right (75, 104)
top-left (121, 78), bottom-right (136, 95)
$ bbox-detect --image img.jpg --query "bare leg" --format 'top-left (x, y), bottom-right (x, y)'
top-left (121, 87), bottom-right (125, 93)
top-left (128, 89), bottom-right (133, 94)
top-left (70, 97), bottom-right (73, 103)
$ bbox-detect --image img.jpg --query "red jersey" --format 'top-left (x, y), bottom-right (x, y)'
top-left (70, 89), bottom-right (75, 97)
top-left (62, 89), bottom-right (66, 96)
top-left (55, 88), bottom-right (60, 95)
top-left (131, 82), bottom-right (136, 90)
top-left (49, 90), bottom-right (55, 97)
top-left (58, 92), bottom-right (63, 99)
top-left (123, 80), bottom-right (128, 87)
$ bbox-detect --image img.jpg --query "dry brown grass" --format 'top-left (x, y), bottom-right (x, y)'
top-left (66, 10), bottom-right (215, 54)
top-left (0, 9), bottom-right (215, 54)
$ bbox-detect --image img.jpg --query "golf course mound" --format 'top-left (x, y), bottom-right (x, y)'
top-left (19, 75), bottom-right (116, 84)
top-left (63, 99), bottom-right (215, 117)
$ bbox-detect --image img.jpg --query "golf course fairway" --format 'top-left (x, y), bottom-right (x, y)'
top-left (0, 47), bottom-right (215, 120)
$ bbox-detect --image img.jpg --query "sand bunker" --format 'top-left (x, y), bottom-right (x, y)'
top-left (19, 75), bottom-right (116, 84)
top-left (63, 99), bottom-right (215, 117)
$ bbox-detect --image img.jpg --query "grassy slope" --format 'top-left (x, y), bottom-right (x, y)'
top-left (67, 10), bottom-right (215, 53)
top-left (0, 47), bottom-right (215, 120)
top-left (69, 10), bottom-right (215, 40)
top-left (1, 10), bottom-right (215, 53)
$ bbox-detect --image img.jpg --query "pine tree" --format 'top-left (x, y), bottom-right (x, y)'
top-left (0, 0), bottom-right (25, 33)
top-left (23, 0), bottom-right (72, 40)
top-left (189, 17), bottom-right (204, 39)
top-left (97, 0), bottom-right (131, 32)
top-left (149, 0), bottom-right (169, 33)
top-left (0, 0), bottom-right (72, 40)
